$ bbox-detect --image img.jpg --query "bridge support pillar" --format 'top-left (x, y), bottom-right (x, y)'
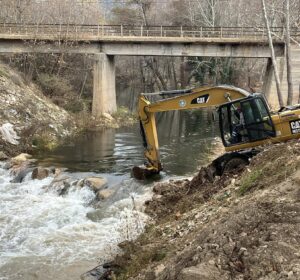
top-left (263, 46), bottom-right (300, 109)
top-left (92, 53), bottom-right (117, 117)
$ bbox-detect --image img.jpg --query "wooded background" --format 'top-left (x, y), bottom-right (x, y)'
top-left (0, 0), bottom-right (299, 112)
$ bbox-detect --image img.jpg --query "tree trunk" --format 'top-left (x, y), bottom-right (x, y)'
top-left (261, 0), bottom-right (284, 107)
top-left (79, 71), bottom-right (88, 99)
top-left (139, 58), bottom-right (147, 93)
top-left (285, 0), bottom-right (294, 105)
top-left (298, 84), bottom-right (300, 104)
top-left (147, 58), bottom-right (167, 91)
top-left (140, 4), bottom-right (148, 26)
top-left (171, 58), bottom-right (178, 89)
top-left (180, 57), bottom-right (186, 88)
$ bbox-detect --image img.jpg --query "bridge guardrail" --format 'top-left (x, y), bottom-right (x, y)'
top-left (0, 23), bottom-right (298, 41)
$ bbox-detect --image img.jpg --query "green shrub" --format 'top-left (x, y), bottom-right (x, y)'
top-left (32, 132), bottom-right (58, 152)
top-left (112, 106), bottom-right (133, 118)
top-left (238, 169), bottom-right (263, 196)
top-left (0, 67), bottom-right (9, 78)
top-left (63, 99), bottom-right (85, 113)
top-left (36, 73), bottom-right (73, 98)
top-left (151, 250), bottom-right (167, 262)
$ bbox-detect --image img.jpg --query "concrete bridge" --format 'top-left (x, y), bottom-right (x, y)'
top-left (0, 23), bottom-right (299, 114)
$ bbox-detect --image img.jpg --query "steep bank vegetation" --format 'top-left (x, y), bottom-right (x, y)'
top-left (0, 62), bottom-right (136, 157)
top-left (0, 62), bottom-right (76, 156)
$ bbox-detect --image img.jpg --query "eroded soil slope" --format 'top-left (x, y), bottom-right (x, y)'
top-left (112, 141), bottom-right (300, 280)
top-left (0, 62), bottom-right (75, 155)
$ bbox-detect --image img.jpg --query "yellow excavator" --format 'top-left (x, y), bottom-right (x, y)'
top-left (132, 85), bottom-right (300, 179)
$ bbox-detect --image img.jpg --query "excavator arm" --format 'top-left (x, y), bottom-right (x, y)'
top-left (133, 85), bottom-right (251, 179)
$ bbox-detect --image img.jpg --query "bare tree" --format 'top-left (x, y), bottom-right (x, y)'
top-left (261, 0), bottom-right (284, 107)
top-left (285, 0), bottom-right (294, 105)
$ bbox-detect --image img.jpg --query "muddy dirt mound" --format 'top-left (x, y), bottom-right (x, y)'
top-left (107, 140), bottom-right (300, 280)
top-left (151, 185), bottom-right (300, 280)
top-left (145, 165), bottom-right (239, 221)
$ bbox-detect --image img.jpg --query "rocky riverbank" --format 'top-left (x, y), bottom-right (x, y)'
top-left (75, 107), bottom-right (137, 133)
top-left (91, 140), bottom-right (300, 280)
top-left (5, 152), bottom-right (114, 202)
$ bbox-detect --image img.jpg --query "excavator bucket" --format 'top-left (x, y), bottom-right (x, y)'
top-left (132, 166), bottom-right (159, 180)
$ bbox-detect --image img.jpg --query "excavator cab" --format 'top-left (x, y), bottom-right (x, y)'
top-left (219, 94), bottom-right (276, 147)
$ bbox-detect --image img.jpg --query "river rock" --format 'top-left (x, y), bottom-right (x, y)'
top-left (179, 262), bottom-right (222, 280)
top-left (86, 209), bottom-right (106, 222)
top-left (11, 153), bottom-right (32, 165)
top-left (60, 181), bottom-right (71, 196)
top-left (102, 112), bottom-right (114, 121)
top-left (53, 167), bottom-right (67, 177)
top-left (48, 174), bottom-right (72, 195)
top-left (51, 174), bottom-right (70, 184)
top-left (155, 264), bottom-right (166, 277)
top-left (31, 167), bottom-right (49, 180)
top-left (97, 189), bottom-right (114, 200)
top-left (80, 265), bottom-right (110, 280)
top-left (3, 161), bottom-right (12, 169)
top-left (84, 177), bottom-right (108, 192)
top-left (10, 162), bottom-right (33, 183)
top-left (0, 151), bottom-right (8, 160)
top-left (76, 179), bottom-right (85, 188)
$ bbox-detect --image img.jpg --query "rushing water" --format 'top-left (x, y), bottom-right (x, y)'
top-left (0, 110), bottom-right (219, 280)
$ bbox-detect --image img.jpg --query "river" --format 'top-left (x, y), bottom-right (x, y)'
top-left (0, 110), bottom-right (219, 280)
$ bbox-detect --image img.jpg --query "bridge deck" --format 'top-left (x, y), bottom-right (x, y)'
top-left (0, 33), bottom-right (281, 45)
top-left (0, 24), bottom-right (291, 57)
top-left (0, 23), bottom-right (297, 43)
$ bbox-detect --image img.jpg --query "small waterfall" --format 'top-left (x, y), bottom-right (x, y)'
top-left (0, 163), bottom-right (150, 280)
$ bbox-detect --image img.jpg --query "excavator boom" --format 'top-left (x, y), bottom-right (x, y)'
top-left (133, 84), bottom-right (300, 180)
top-left (133, 85), bottom-right (252, 179)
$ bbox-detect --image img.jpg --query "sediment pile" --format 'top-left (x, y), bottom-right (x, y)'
top-left (93, 140), bottom-right (300, 280)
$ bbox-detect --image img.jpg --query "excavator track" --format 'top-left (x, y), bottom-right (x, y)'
top-left (212, 149), bottom-right (260, 176)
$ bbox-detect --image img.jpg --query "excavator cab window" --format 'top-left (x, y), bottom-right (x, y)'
top-left (219, 96), bottom-right (275, 147)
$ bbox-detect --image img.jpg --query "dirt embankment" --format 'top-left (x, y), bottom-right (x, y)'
top-left (103, 141), bottom-right (300, 280)
top-left (0, 62), bottom-right (77, 156)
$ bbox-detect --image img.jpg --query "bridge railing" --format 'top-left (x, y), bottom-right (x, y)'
top-left (0, 23), bottom-right (298, 41)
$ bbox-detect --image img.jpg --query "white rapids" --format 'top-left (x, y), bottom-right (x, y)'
top-left (0, 163), bottom-right (151, 280)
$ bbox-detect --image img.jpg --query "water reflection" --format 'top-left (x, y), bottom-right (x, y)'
top-left (38, 109), bottom-right (219, 177)
top-left (157, 109), bottom-right (218, 175)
